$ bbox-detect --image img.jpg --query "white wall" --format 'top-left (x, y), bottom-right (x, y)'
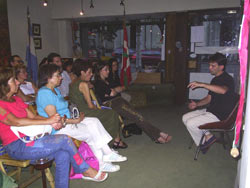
top-left (7, 0), bottom-right (59, 63)
top-left (7, 0), bottom-right (240, 63)
top-left (51, 0), bottom-right (240, 19)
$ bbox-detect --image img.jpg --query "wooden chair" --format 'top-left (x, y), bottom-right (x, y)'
top-left (0, 153), bottom-right (55, 188)
top-left (189, 101), bottom-right (239, 160)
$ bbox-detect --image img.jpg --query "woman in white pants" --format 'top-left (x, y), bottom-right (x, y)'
top-left (36, 64), bottom-right (127, 173)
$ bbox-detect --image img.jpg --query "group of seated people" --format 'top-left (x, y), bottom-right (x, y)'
top-left (1, 51), bottom-right (238, 188)
top-left (0, 53), bottom-right (172, 188)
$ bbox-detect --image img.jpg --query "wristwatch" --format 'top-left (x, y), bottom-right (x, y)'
top-left (62, 115), bottom-right (67, 127)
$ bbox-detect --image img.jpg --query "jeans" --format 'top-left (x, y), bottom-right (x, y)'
top-left (105, 96), bottom-right (161, 141)
top-left (5, 134), bottom-right (90, 188)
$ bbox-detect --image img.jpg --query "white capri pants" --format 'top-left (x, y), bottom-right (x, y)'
top-left (182, 109), bottom-right (220, 146)
top-left (55, 117), bottom-right (112, 149)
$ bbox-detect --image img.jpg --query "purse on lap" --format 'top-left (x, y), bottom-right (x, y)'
top-left (10, 125), bottom-right (52, 143)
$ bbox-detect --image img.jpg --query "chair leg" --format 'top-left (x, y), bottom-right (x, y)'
top-left (45, 168), bottom-right (55, 188)
top-left (0, 161), bottom-right (6, 174)
top-left (225, 132), bottom-right (232, 148)
top-left (41, 170), bottom-right (47, 188)
top-left (194, 134), bottom-right (206, 160)
top-left (220, 132), bottom-right (227, 149)
top-left (16, 167), bottom-right (22, 183)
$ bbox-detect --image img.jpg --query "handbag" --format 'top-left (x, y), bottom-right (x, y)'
top-left (70, 141), bottom-right (99, 179)
top-left (122, 123), bottom-right (142, 138)
top-left (68, 103), bottom-right (79, 119)
top-left (10, 124), bottom-right (52, 143)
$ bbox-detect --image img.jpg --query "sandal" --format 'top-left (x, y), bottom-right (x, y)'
top-left (82, 170), bottom-right (108, 182)
top-left (155, 134), bottom-right (172, 144)
top-left (112, 140), bottom-right (128, 149)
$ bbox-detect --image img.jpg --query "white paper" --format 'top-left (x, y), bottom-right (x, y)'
top-left (191, 26), bottom-right (205, 43)
top-left (190, 42), bottom-right (195, 52)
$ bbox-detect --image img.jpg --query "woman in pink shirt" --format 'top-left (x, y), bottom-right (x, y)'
top-left (0, 67), bottom-right (107, 188)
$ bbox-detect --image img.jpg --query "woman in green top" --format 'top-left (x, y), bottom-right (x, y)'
top-left (69, 59), bottom-right (127, 149)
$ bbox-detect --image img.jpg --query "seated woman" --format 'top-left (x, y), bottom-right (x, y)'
top-left (36, 64), bottom-right (126, 173)
top-left (94, 61), bottom-right (172, 144)
top-left (0, 67), bottom-right (108, 188)
top-left (107, 58), bottom-right (131, 102)
top-left (14, 64), bottom-right (37, 104)
top-left (69, 59), bottom-right (127, 149)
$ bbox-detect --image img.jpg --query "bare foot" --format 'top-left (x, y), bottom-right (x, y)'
top-left (83, 168), bottom-right (107, 181)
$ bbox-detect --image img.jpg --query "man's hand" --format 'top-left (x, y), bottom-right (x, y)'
top-left (188, 100), bottom-right (197, 110)
top-left (187, 81), bottom-right (204, 90)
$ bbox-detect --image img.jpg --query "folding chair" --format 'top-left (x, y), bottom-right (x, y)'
top-left (189, 101), bottom-right (239, 160)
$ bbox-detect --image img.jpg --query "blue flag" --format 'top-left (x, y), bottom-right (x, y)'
top-left (26, 7), bottom-right (38, 83)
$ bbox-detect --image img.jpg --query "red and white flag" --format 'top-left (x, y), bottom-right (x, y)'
top-left (120, 24), bottom-right (132, 87)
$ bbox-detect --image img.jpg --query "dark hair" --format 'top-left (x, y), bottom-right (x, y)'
top-left (108, 58), bottom-right (118, 66)
top-left (209, 52), bottom-right (227, 70)
top-left (8, 55), bottom-right (20, 66)
top-left (0, 67), bottom-right (15, 100)
top-left (38, 64), bottom-right (61, 88)
top-left (72, 59), bottom-right (92, 77)
top-left (14, 64), bottom-right (27, 78)
top-left (47, 53), bottom-right (61, 63)
top-left (39, 57), bottom-right (48, 67)
top-left (62, 60), bottom-right (73, 71)
top-left (94, 61), bottom-right (109, 81)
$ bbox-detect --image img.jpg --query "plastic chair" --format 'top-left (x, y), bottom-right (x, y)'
top-left (189, 101), bottom-right (239, 160)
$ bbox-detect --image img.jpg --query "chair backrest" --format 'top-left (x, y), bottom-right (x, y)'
top-left (199, 98), bottom-right (239, 130)
top-left (89, 89), bottom-right (101, 109)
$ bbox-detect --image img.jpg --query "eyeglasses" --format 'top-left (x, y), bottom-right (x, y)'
top-left (53, 73), bottom-right (62, 78)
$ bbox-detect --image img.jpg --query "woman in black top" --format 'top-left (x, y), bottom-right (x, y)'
top-left (94, 62), bottom-right (172, 144)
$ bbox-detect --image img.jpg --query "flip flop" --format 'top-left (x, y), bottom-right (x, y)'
top-left (112, 140), bottom-right (128, 149)
top-left (82, 171), bottom-right (108, 182)
top-left (201, 135), bottom-right (216, 149)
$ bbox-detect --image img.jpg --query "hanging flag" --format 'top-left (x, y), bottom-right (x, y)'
top-left (231, 0), bottom-right (250, 158)
top-left (120, 24), bottom-right (132, 87)
top-left (25, 7), bottom-right (38, 83)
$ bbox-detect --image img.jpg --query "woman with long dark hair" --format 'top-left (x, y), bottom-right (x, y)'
top-left (94, 61), bottom-right (172, 144)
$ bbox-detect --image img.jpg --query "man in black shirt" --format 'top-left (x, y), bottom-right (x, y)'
top-left (182, 52), bottom-right (237, 150)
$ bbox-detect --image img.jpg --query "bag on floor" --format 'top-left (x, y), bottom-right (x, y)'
top-left (70, 141), bottom-right (99, 180)
top-left (122, 123), bottom-right (142, 138)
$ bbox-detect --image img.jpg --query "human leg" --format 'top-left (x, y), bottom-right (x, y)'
top-left (5, 135), bottom-right (90, 187)
top-left (85, 108), bottom-right (120, 139)
top-left (56, 117), bottom-right (112, 148)
top-left (108, 97), bottom-right (166, 141)
top-left (183, 110), bottom-right (220, 146)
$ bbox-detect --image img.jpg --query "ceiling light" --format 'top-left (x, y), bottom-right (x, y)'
top-left (80, 10), bottom-right (84, 16)
top-left (43, 0), bottom-right (48, 6)
top-left (227, 10), bottom-right (237, 14)
top-left (120, 0), bottom-right (124, 6)
top-left (80, 0), bottom-right (84, 16)
top-left (90, 0), bottom-right (94, 8)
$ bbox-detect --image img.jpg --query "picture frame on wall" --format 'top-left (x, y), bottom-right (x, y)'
top-left (32, 23), bottom-right (41, 36)
top-left (33, 38), bottom-right (42, 49)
